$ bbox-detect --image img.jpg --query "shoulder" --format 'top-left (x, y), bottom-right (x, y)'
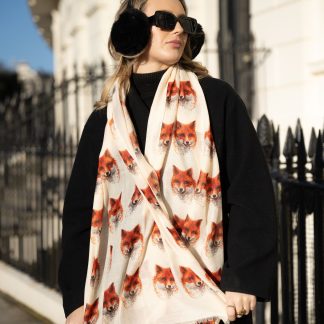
top-left (198, 75), bottom-right (247, 114)
top-left (83, 106), bottom-right (107, 132)
top-left (80, 106), bottom-right (107, 145)
top-left (87, 106), bottom-right (107, 126)
top-left (198, 75), bottom-right (238, 106)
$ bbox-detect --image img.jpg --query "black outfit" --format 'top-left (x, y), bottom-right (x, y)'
top-left (58, 69), bottom-right (277, 324)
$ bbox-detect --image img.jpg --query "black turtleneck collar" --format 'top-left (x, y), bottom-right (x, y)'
top-left (130, 68), bottom-right (168, 109)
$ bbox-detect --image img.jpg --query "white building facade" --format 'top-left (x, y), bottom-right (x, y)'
top-left (29, 0), bottom-right (323, 148)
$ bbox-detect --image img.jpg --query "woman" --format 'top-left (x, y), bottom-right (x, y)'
top-left (58, 0), bottom-right (277, 323)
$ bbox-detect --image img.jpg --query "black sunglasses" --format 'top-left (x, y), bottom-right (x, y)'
top-left (148, 11), bottom-right (198, 34)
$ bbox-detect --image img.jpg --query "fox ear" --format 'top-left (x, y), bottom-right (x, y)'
top-left (179, 266), bottom-right (187, 274)
top-left (190, 120), bottom-right (196, 128)
top-left (186, 168), bottom-right (193, 177)
top-left (133, 224), bottom-right (141, 233)
top-left (155, 264), bottom-right (163, 273)
top-left (108, 282), bottom-right (115, 292)
top-left (173, 165), bottom-right (180, 174)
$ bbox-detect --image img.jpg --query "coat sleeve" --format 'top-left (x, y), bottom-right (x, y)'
top-left (218, 85), bottom-right (277, 302)
top-left (58, 108), bottom-right (106, 318)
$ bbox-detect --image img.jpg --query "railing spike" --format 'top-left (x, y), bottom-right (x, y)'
top-left (296, 128), bottom-right (307, 180)
top-left (257, 114), bottom-right (273, 163)
top-left (314, 130), bottom-right (323, 182)
top-left (308, 127), bottom-right (317, 159)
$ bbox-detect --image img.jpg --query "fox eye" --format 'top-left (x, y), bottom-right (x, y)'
top-left (161, 277), bottom-right (166, 281)
top-left (189, 276), bottom-right (194, 281)
top-left (184, 181), bottom-right (189, 185)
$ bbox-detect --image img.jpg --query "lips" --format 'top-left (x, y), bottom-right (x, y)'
top-left (166, 39), bottom-right (182, 46)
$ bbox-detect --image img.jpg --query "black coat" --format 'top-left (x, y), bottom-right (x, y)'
top-left (58, 74), bottom-right (277, 323)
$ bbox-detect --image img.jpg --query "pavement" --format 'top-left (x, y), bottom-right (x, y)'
top-left (0, 291), bottom-right (50, 324)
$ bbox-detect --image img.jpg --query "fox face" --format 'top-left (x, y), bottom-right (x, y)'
top-left (148, 170), bottom-right (161, 194)
top-left (159, 122), bottom-right (174, 148)
top-left (204, 267), bottom-right (222, 286)
top-left (90, 257), bottom-right (100, 287)
top-left (120, 224), bottom-right (143, 257)
top-left (206, 173), bottom-right (222, 201)
top-left (179, 81), bottom-right (197, 108)
top-left (119, 149), bottom-right (137, 173)
top-left (151, 222), bottom-right (163, 249)
top-left (173, 214), bottom-right (202, 246)
top-left (205, 221), bottom-right (223, 256)
top-left (141, 185), bottom-right (160, 208)
top-left (179, 266), bottom-right (205, 297)
top-left (171, 165), bottom-right (196, 199)
top-left (195, 171), bottom-right (209, 195)
top-left (84, 298), bottom-right (99, 324)
top-left (108, 192), bottom-right (123, 231)
top-left (91, 209), bottom-right (103, 235)
top-left (129, 130), bottom-right (141, 155)
top-left (166, 81), bottom-right (179, 103)
top-left (174, 120), bottom-right (197, 150)
top-left (128, 185), bottom-right (143, 212)
top-left (103, 282), bottom-right (119, 318)
top-left (122, 268), bottom-right (142, 307)
top-left (153, 264), bottom-right (178, 297)
top-left (167, 226), bottom-right (186, 248)
top-left (97, 149), bottom-right (119, 182)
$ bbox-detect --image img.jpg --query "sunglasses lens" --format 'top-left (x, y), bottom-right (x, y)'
top-left (155, 12), bottom-right (177, 31)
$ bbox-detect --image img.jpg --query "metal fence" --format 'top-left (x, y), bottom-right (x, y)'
top-left (0, 63), bottom-right (323, 324)
top-left (257, 116), bottom-right (324, 324)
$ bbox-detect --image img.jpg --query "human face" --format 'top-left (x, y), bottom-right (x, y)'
top-left (134, 0), bottom-right (188, 73)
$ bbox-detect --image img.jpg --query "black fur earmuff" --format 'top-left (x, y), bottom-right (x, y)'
top-left (189, 24), bottom-right (205, 59)
top-left (110, 0), bottom-right (205, 59)
top-left (110, 3), bottom-right (151, 57)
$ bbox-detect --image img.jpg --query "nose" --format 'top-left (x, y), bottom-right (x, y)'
top-left (173, 21), bottom-right (184, 34)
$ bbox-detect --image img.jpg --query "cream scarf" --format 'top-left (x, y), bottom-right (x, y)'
top-left (83, 64), bottom-right (230, 324)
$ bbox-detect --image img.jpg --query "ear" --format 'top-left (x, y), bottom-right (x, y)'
top-left (155, 264), bottom-right (163, 273)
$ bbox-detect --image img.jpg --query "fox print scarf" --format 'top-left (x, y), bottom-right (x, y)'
top-left (83, 64), bottom-right (230, 324)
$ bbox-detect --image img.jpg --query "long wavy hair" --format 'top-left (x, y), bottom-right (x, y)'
top-left (94, 0), bottom-right (209, 110)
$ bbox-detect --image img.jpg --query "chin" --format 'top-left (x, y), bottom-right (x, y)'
top-left (160, 54), bottom-right (183, 66)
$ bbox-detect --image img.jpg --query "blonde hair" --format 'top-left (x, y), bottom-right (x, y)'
top-left (94, 0), bottom-right (209, 110)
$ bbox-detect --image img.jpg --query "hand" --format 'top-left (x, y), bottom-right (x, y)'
top-left (65, 305), bottom-right (84, 324)
top-left (224, 291), bottom-right (256, 322)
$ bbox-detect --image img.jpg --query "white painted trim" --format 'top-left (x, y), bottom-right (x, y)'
top-left (0, 261), bottom-right (65, 324)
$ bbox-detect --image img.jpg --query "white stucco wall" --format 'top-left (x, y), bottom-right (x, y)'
top-left (251, 0), bottom-right (324, 154)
